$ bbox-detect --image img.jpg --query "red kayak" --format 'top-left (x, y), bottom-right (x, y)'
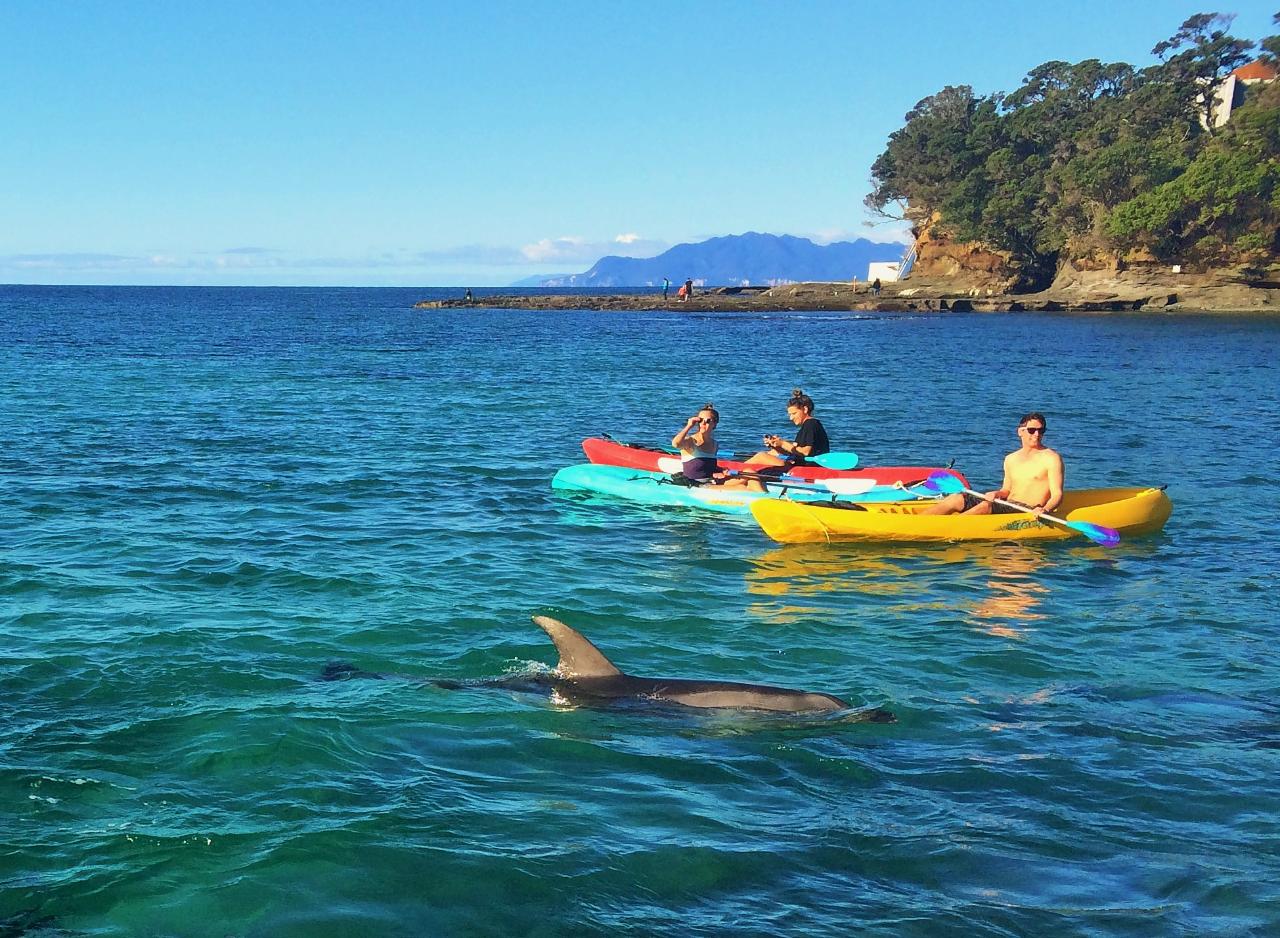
top-left (582, 437), bottom-right (967, 487)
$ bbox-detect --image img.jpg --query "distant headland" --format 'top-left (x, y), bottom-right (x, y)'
top-left (422, 14), bottom-right (1279, 314)
top-left (509, 232), bottom-right (906, 288)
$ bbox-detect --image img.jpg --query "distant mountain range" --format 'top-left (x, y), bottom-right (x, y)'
top-left (512, 232), bottom-right (907, 287)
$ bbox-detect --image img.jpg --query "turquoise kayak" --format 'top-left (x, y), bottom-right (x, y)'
top-left (551, 464), bottom-right (921, 516)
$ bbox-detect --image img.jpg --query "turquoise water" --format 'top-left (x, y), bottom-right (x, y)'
top-left (2, 285), bottom-right (1278, 936)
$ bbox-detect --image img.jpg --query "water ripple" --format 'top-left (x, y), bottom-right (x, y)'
top-left (1, 288), bottom-right (1278, 935)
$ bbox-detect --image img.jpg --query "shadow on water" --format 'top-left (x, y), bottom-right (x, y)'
top-left (0, 910), bottom-right (58, 938)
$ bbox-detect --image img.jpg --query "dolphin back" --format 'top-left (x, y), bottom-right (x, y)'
top-left (644, 679), bottom-right (851, 712)
top-left (532, 615), bottom-right (623, 679)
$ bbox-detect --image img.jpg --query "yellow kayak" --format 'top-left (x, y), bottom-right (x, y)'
top-left (750, 487), bottom-right (1172, 544)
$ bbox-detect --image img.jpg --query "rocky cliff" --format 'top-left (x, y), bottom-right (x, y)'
top-left (904, 215), bottom-right (1279, 304)
top-left (904, 219), bottom-right (1025, 293)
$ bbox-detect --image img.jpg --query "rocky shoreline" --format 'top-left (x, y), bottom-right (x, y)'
top-left (417, 270), bottom-right (1279, 313)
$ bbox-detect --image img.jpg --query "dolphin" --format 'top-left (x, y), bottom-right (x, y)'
top-left (322, 616), bottom-right (894, 721)
top-left (528, 615), bottom-right (893, 718)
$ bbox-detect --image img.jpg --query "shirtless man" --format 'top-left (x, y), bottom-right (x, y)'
top-left (924, 412), bottom-right (1063, 516)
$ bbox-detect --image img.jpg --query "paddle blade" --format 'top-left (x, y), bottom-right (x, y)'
top-left (818, 478), bottom-right (878, 495)
top-left (1067, 520), bottom-right (1121, 547)
top-left (920, 470), bottom-right (965, 495)
top-left (812, 451), bottom-right (860, 470)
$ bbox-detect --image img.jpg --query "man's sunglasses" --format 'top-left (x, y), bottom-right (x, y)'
top-left (1021, 426), bottom-right (1045, 434)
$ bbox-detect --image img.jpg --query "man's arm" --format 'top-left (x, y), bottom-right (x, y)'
top-left (1040, 451), bottom-right (1065, 513)
top-left (991, 454), bottom-right (1014, 500)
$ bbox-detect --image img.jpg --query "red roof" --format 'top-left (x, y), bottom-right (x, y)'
top-left (1232, 60), bottom-right (1278, 81)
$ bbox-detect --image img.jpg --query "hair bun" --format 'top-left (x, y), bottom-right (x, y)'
top-left (787, 388), bottom-right (816, 413)
top-left (703, 401), bottom-right (715, 410)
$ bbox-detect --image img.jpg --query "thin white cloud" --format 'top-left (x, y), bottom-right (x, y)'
top-left (0, 234), bottom-right (674, 277)
top-left (0, 251), bottom-right (379, 272)
top-left (5, 253), bottom-right (140, 269)
top-left (520, 234), bottom-right (667, 263)
top-left (805, 227), bottom-right (910, 245)
top-left (413, 244), bottom-right (526, 265)
top-left (520, 236), bottom-right (592, 263)
top-left (808, 228), bottom-right (857, 245)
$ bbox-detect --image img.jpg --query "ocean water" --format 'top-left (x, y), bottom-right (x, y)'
top-left (2, 285), bottom-right (1278, 936)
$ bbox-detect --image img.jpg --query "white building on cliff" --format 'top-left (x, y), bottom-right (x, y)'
top-left (1208, 60), bottom-right (1278, 128)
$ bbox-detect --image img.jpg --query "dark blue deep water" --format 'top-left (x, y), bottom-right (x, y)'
top-left (2, 285), bottom-right (1278, 936)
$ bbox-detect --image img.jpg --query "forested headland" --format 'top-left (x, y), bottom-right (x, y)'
top-left (868, 12), bottom-right (1280, 293)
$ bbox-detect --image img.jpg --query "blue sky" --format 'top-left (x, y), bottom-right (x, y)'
top-left (2, 1), bottom-right (1275, 285)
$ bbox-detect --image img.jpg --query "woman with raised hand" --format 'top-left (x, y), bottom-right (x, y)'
top-left (671, 403), bottom-right (721, 484)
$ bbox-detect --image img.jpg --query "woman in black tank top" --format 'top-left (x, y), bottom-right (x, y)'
top-left (746, 388), bottom-right (830, 468)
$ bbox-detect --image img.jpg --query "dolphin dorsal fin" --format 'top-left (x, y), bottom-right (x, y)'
top-left (532, 616), bottom-right (622, 678)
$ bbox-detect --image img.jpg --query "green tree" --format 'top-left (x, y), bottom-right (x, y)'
top-left (951, 59), bottom-right (1143, 281)
top-left (1107, 83), bottom-right (1280, 259)
top-left (1051, 75), bottom-right (1195, 244)
top-left (1259, 12), bottom-right (1279, 66)
top-left (863, 11), bottom-right (1277, 286)
top-left (865, 85), bottom-right (997, 228)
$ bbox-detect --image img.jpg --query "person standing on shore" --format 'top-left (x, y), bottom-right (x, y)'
top-left (663, 278), bottom-right (670, 302)
top-left (871, 278), bottom-right (882, 297)
top-left (683, 278), bottom-right (694, 301)
top-left (923, 412), bottom-right (1063, 516)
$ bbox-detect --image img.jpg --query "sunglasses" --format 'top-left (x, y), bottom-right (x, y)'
top-left (1021, 426), bottom-right (1046, 434)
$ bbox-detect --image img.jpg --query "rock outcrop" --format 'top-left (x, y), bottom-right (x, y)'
top-left (906, 219), bottom-right (1026, 293)
top-left (416, 273), bottom-right (1278, 313)
top-left (899, 214), bottom-right (1279, 309)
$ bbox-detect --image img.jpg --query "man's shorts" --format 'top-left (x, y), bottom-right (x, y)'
top-left (961, 492), bottom-right (1035, 514)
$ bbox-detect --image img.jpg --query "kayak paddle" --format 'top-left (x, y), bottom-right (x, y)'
top-left (919, 471), bottom-right (1121, 547)
top-left (657, 457), bottom-right (878, 496)
top-left (602, 434), bottom-right (858, 467)
top-left (726, 470), bottom-right (878, 496)
top-left (717, 448), bottom-right (860, 464)
top-left (810, 451), bottom-right (860, 470)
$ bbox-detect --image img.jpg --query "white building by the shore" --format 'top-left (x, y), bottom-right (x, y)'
top-left (867, 261), bottom-right (902, 282)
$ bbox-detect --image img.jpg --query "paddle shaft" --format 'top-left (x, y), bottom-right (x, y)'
top-left (947, 480), bottom-right (1117, 545)
top-left (602, 433), bottom-right (857, 465)
top-left (727, 469), bottom-right (832, 493)
top-left (726, 469), bottom-right (873, 496)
